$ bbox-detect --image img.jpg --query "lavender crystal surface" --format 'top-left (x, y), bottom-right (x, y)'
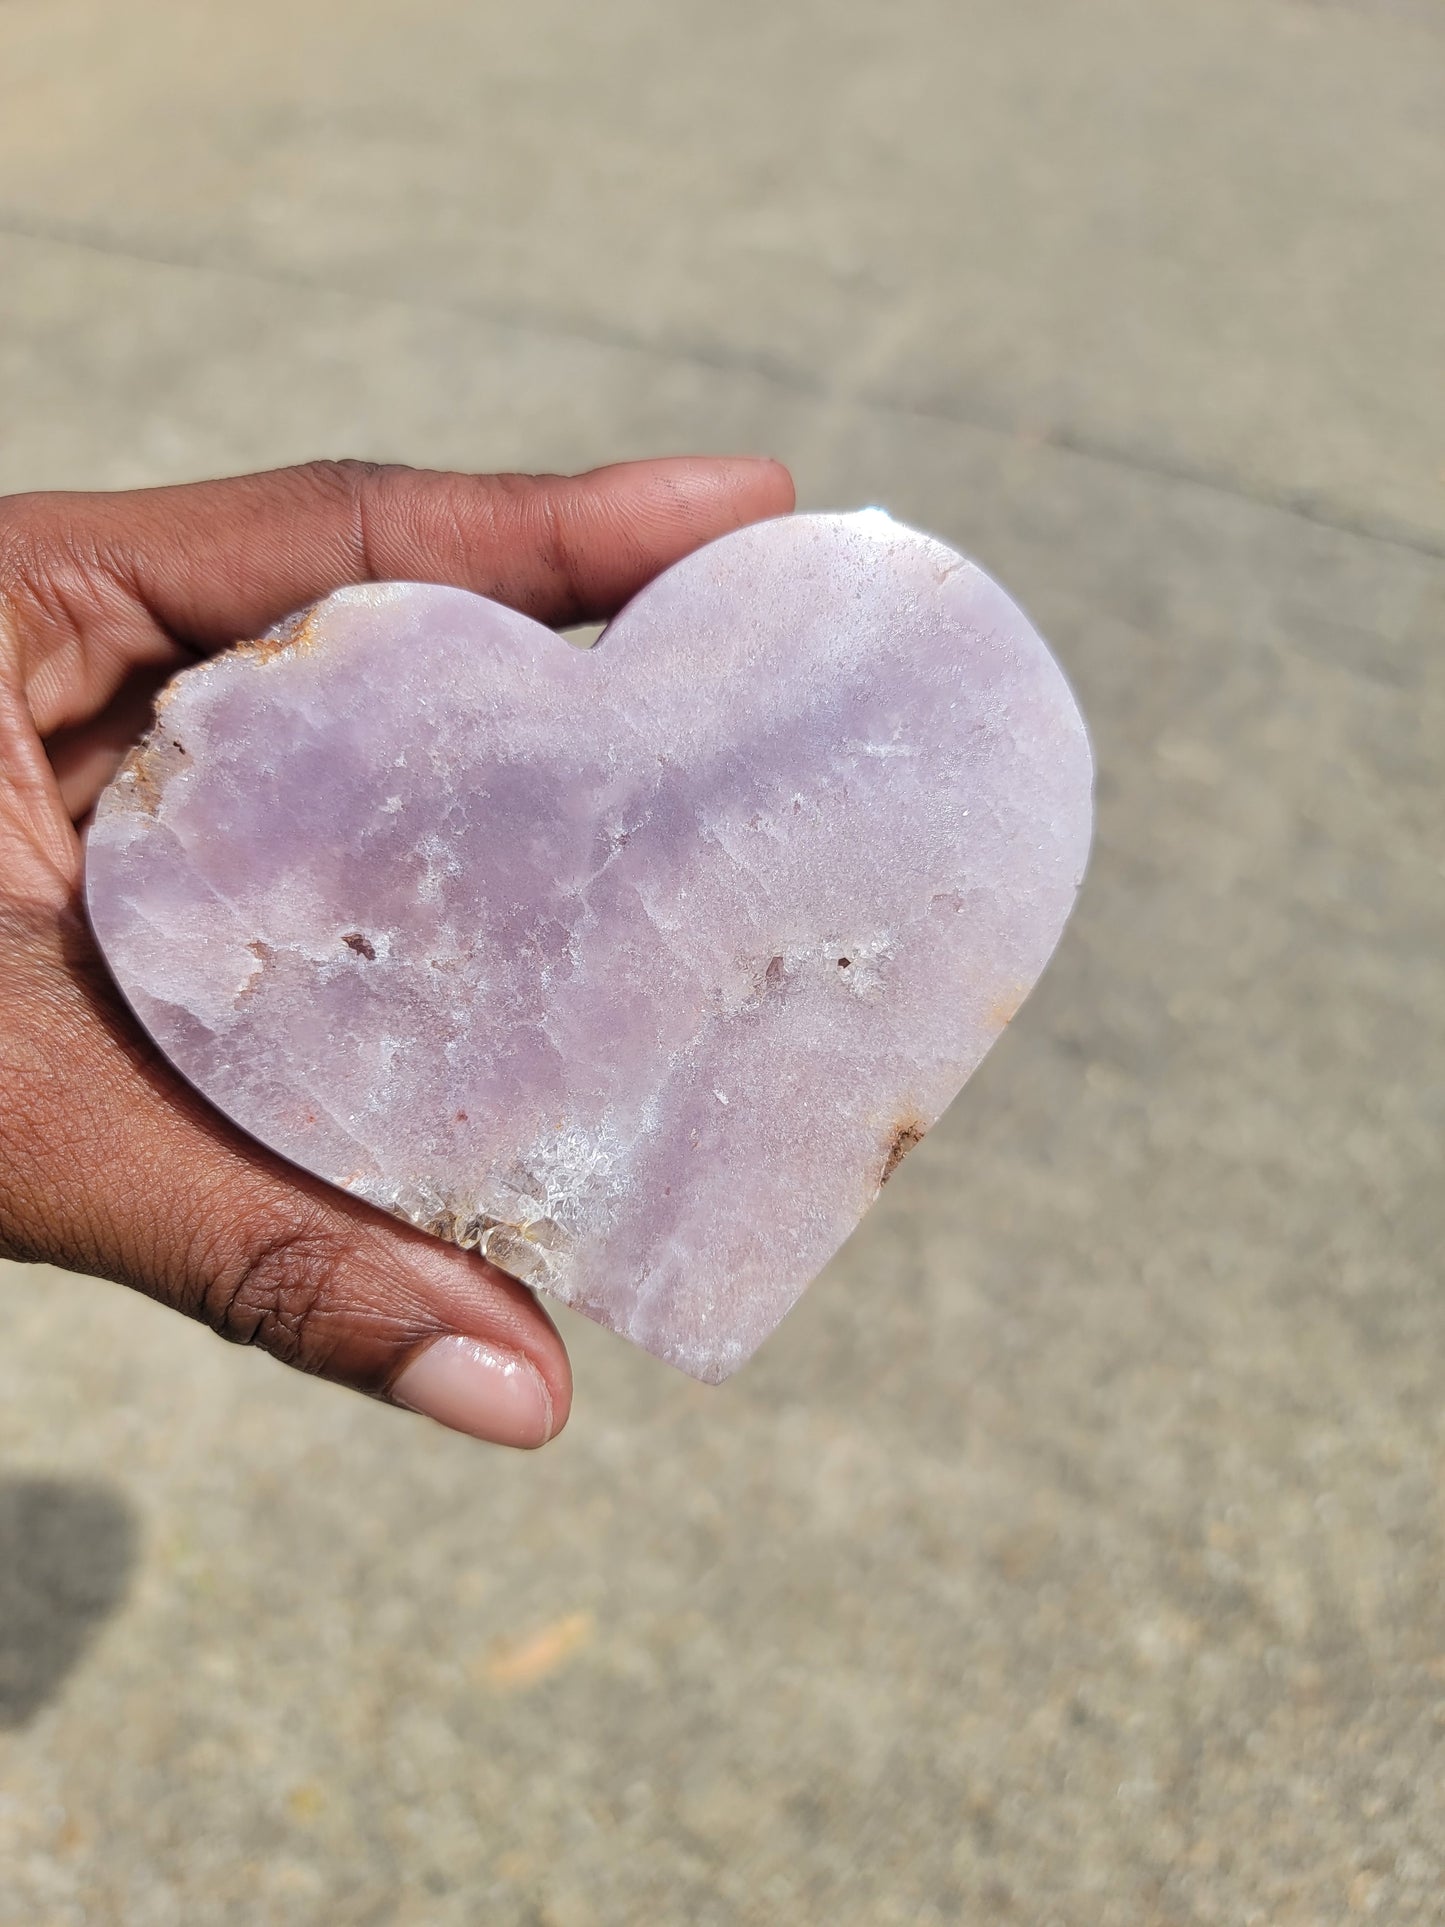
top-left (85, 511), bottom-right (1092, 1381)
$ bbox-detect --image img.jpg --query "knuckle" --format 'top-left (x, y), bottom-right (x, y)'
top-left (0, 493), bottom-right (126, 661)
top-left (294, 459), bottom-right (417, 581)
top-left (200, 1211), bottom-right (354, 1370)
top-left (300, 457), bottom-right (408, 496)
top-left (0, 496), bottom-right (60, 614)
top-left (483, 472), bottom-right (583, 604)
top-left (532, 483), bottom-right (576, 584)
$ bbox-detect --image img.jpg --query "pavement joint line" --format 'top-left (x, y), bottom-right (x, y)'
top-left (3, 207), bottom-right (1443, 568)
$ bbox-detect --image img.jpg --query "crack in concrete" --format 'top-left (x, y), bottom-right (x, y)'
top-left (2, 208), bottom-right (1442, 565)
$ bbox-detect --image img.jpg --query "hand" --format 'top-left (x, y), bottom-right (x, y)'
top-left (0, 456), bottom-right (795, 1446)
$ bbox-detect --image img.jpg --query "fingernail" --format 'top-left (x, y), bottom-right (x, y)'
top-left (392, 1336), bottom-right (554, 1448)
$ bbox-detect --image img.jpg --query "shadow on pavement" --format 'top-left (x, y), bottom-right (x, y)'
top-left (0, 1475), bottom-right (138, 1729)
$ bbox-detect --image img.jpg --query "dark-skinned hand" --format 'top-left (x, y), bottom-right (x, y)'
top-left (0, 455), bottom-right (795, 1446)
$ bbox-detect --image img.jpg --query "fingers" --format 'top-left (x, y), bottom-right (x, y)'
top-left (0, 901), bottom-right (572, 1448)
top-left (9, 457), bottom-right (795, 732)
top-left (111, 456), bottom-right (795, 642)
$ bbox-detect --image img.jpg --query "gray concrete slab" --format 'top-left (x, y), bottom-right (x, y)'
top-left (1, 3), bottom-right (1443, 1922)
top-left (2, 0), bottom-right (1444, 544)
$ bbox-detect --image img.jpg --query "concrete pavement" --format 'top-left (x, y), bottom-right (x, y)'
top-left (1, 2), bottom-right (1442, 1920)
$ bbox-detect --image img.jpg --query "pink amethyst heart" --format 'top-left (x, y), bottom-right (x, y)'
top-left (85, 511), bottom-right (1092, 1382)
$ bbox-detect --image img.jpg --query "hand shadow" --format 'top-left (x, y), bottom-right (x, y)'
top-left (0, 1476), bottom-right (138, 1729)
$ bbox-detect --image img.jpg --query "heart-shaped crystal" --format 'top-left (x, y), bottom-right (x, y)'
top-left (86, 511), bottom-right (1092, 1381)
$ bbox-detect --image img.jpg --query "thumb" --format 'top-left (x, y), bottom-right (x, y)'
top-left (0, 901), bottom-right (570, 1448)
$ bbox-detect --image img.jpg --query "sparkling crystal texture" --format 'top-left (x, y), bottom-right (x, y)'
top-left (85, 512), bottom-right (1093, 1381)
